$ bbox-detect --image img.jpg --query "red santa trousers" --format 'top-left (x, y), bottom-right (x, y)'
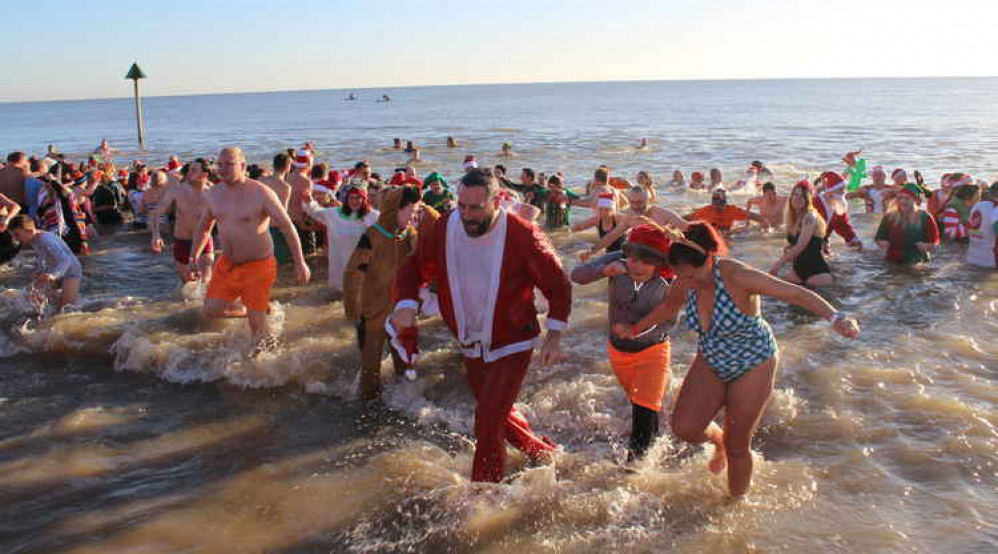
top-left (464, 349), bottom-right (556, 482)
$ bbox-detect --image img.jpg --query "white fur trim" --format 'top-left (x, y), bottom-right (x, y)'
top-left (545, 318), bottom-right (568, 332)
top-left (394, 300), bottom-right (419, 311)
top-left (384, 318), bottom-right (417, 365)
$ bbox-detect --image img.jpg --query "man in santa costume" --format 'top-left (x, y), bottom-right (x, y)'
top-left (814, 171), bottom-right (863, 250)
top-left (391, 168), bottom-right (571, 483)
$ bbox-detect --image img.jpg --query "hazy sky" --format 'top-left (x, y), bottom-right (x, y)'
top-left (4, 0), bottom-right (997, 102)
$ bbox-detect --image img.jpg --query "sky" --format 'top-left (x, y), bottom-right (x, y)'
top-left (3, 0), bottom-right (998, 102)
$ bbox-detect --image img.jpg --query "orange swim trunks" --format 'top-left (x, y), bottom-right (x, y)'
top-left (206, 255), bottom-right (277, 312)
top-left (608, 341), bottom-right (671, 412)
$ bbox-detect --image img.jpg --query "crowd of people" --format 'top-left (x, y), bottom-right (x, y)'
top-left (1, 138), bottom-right (996, 498)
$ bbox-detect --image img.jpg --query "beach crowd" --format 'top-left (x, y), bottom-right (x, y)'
top-left (1, 137), bottom-right (995, 497)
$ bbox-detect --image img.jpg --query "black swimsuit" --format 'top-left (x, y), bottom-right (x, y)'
top-left (599, 217), bottom-right (625, 252)
top-left (787, 232), bottom-right (830, 282)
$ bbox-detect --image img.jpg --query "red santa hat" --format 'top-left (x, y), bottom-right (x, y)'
top-left (389, 171), bottom-right (407, 186)
top-left (167, 158), bottom-right (182, 171)
top-left (794, 179), bottom-right (815, 195)
top-left (891, 168), bottom-right (907, 183)
top-left (328, 170), bottom-right (343, 187)
top-left (294, 149), bottom-right (313, 168)
top-left (461, 155), bottom-right (478, 171)
top-left (596, 193), bottom-right (615, 209)
top-left (820, 171), bottom-right (846, 194)
top-left (625, 224), bottom-right (672, 264)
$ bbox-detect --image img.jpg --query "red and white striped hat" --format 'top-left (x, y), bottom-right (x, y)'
top-left (294, 149), bottom-right (312, 168)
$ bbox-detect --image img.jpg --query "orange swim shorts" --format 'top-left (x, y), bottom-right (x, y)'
top-left (608, 341), bottom-right (671, 412)
top-left (206, 255), bottom-right (277, 313)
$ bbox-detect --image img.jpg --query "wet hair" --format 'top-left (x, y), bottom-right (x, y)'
top-left (273, 153), bottom-right (291, 172)
top-left (29, 158), bottom-right (42, 173)
top-left (399, 186), bottom-right (422, 209)
top-left (495, 164), bottom-right (507, 174)
top-left (181, 158), bottom-right (212, 179)
top-left (521, 167), bottom-right (535, 181)
top-left (355, 160), bottom-right (370, 170)
top-left (247, 164), bottom-right (264, 180)
top-left (369, 172), bottom-right (382, 182)
top-left (6, 152), bottom-right (26, 164)
top-left (460, 168), bottom-right (497, 198)
top-left (310, 162), bottom-right (329, 181)
top-left (547, 174), bottom-right (563, 187)
top-left (594, 167), bottom-right (609, 184)
top-left (762, 181), bottom-right (776, 192)
top-left (7, 214), bottom-right (34, 232)
top-left (667, 222), bottom-right (728, 268)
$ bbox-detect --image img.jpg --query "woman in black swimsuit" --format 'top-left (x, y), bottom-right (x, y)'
top-left (769, 181), bottom-right (832, 287)
top-left (573, 193), bottom-right (625, 251)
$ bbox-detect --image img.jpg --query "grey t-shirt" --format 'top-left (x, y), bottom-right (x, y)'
top-left (31, 231), bottom-right (82, 280)
top-left (570, 251), bottom-right (671, 352)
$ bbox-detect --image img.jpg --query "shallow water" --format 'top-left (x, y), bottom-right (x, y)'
top-left (2, 79), bottom-right (997, 553)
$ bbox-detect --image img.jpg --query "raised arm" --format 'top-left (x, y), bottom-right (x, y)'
top-left (571, 214), bottom-right (598, 233)
top-left (570, 251), bottom-right (625, 285)
top-left (625, 279), bottom-right (687, 336)
top-left (734, 261), bottom-right (858, 337)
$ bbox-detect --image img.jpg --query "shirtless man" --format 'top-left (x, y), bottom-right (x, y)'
top-left (582, 186), bottom-right (686, 260)
top-left (189, 147), bottom-right (310, 351)
top-left (746, 182), bottom-right (788, 227)
top-left (258, 153), bottom-right (295, 265)
top-left (139, 170), bottom-right (170, 232)
top-left (151, 158), bottom-right (215, 283)
top-left (285, 149), bottom-right (317, 255)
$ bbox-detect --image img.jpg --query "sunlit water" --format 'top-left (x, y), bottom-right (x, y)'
top-left (1, 79), bottom-right (996, 553)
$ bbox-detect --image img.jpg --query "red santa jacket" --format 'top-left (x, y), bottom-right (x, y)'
top-left (814, 195), bottom-right (861, 247)
top-left (394, 208), bottom-right (571, 362)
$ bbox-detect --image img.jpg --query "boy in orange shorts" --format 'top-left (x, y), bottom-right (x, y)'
top-left (571, 224), bottom-right (676, 461)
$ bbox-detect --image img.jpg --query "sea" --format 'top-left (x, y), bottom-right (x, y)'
top-left (1, 78), bottom-right (996, 553)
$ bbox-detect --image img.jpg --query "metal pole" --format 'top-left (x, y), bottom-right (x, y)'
top-left (133, 79), bottom-right (146, 150)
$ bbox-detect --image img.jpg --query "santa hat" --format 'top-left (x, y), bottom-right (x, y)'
top-left (891, 168), bottom-right (907, 183)
top-left (294, 149), bottom-right (312, 168)
top-left (625, 224), bottom-right (672, 266)
top-left (596, 193), bottom-right (615, 209)
top-left (948, 173), bottom-right (973, 188)
top-left (167, 159), bottom-right (182, 171)
top-left (346, 185), bottom-right (368, 200)
top-left (327, 170), bottom-right (343, 187)
top-left (389, 171), bottom-right (407, 186)
top-left (793, 179), bottom-right (815, 195)
top-left (691, 171), bottom-right (704, 180)
top-left (462, 155), bottom-right (478, 171)
top-left (117, 169), bottom-right (129, 180)
top-left (820, 171), bottom-right (846, 194)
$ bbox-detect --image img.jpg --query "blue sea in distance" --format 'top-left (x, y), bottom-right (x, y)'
top-left (3, 78), bottom-right (998, 186)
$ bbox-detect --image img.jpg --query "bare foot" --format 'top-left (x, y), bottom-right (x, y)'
top-left (708, 438), bottom-right (727, 474)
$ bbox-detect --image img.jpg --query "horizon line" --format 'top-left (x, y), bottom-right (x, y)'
top-left (3, 74), bottom-right (997, 106)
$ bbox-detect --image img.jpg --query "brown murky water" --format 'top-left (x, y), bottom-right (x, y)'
top-left (2, 182), bottom-right (996, 553)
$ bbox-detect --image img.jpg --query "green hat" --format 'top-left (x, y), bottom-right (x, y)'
top-left (423, 172), bottom-right (447, 189)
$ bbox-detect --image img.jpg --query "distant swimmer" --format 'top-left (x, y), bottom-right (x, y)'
top-left (668, 170), bottom-right (686, 188)
top-left (346, 93), bottom-right (356, 101)
top-left (409, 147), bottom-right (422, 164)
top-left (151, 158), bottom-right (216, 284)
top-left (709, 168), bottom-right (724, 190)
top-left (501, 142), bottom-right (516, 157)
top-left (446, 136), bottom-right (458, 148)
top-left (638, 138), bottom-right (648, 149)
top-left (94, 138), bottom-right (117, 161)
top-left (8, 214), bottom-right (82, 311)
top-left (745, 182), bottom-right (787, 228)
top-left (393, 138), bottom-right (402, 150)
top-left (381, 94), bottom-right (391, 102)
top-left (404, 140), bottom-right (415, 154)
top-left (689, 171), bottom-right (706, 190)
top-left (188, 147), bottom-right (310, 355)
